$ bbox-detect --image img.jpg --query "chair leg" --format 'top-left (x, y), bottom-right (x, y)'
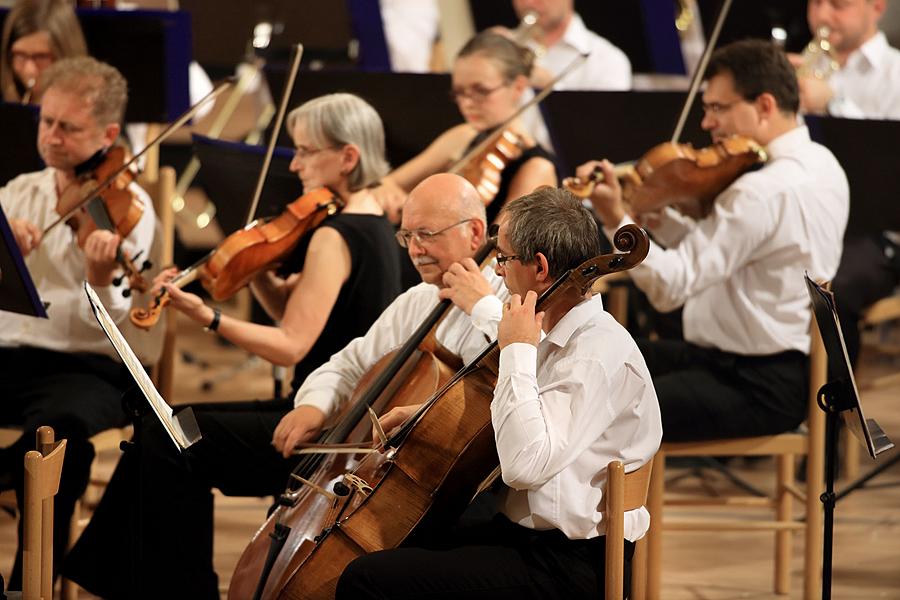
top-left (805, 418), bottom-right (825, 599)
top-left (842, 426), bottom-right (859, 480)
top-left (631, 536), bottom-right (647, 600)
top-left (646, 453), bottom-right (665, 600)
top-left (775, 454), bottom-right (794, 594)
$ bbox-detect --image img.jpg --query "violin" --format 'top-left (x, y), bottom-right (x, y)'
top-left (55, 145), bottom-right (153, 295)
top-left (249, 225), bottom-right (648, 600)
top-left (129, 187), bottom-right (342, 330)
top-left (564, 135), bottom-right (767, 220)
top-left (453, 127), bottom-right (526, 204)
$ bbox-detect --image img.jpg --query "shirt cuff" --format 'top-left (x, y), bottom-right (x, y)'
top-left (498, 342), bottom-right (538, 382)
top-left (294, 391), bottom-right (336, 416)
top-left (471, 294), bottom-right (503, 337)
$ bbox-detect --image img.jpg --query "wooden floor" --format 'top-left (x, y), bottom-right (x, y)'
top-left (2, 309), bottom-right (899, 599)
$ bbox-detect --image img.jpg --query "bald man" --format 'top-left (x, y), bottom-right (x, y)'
top-left (65, 173), bottom-right (509, 599)
top-left (278, 173), bottom-right (509, 450)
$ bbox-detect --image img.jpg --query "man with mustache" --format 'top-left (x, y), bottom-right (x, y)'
top-left (580, 40), bottom-right (849, 442)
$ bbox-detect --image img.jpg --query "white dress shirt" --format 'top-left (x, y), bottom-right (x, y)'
top-left (380, 0), bottom-right (440, 73)
top-left (494, 294), bottom-right (661, 541)
top-left (826, 32), bottom-right (900, 120)
top-left (604, 126), bottom-right (849, 355)
top-left (0, 168), bottom-right (156, 358)
top-left (522, 13), bottom-right (632, 150)
top-left (294, 266), bottom-right (508, 417)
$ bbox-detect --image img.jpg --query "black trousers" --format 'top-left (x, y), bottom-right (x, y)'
top-left (337, 514), bottom-right (634, 600)
top-left (62, 397), bottom-right (296, 600)
top-left (832, 233), bottom-right (900, 369)
top-left (0, 347), bottom-right (130, 589)
top-left (637, 339), bottom-right (809, 442)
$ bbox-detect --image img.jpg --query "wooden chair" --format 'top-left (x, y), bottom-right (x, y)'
top-left (643, 317), bottom-right (827, 599)
top-left (21, 426), bottom-right (67, 600)
top-left (605, 458), bottom-right (654, 600)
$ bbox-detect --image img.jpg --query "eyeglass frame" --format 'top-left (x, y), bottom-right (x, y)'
top-left (448, 81), bottom-right (509, 103)
top-left (10, 50), bottom-right (54, 66)
top-left (395, 219), bottom-right (475, 248)
top-left (495, 250), bottom-right (526, 265)
top-left (293, 145), bottom-right (339, 161)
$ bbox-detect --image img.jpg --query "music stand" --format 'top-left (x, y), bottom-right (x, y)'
top-left (192, 134), bottom-right (301, 235)
top-left (0, 8), bottom-right (192, 123)
top-left (805, 115), bottom-right (900, 237)
top-left (804, 275), bottom-right (895, 600)
top-left (0, 103), bottom-right (43, 188)
top-left (262, 69), bottom-right (463, 166)
top-left (541, 90), bottom-right (707, 175)
top-left (0, 205), bottom-right (47, 318)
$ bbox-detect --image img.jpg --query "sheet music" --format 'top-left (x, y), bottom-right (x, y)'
top-left (84, 281), bottom-right (200, 450)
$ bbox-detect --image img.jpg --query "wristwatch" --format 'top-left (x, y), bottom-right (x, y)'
top-left (204, 308), bottom-right (221, 333)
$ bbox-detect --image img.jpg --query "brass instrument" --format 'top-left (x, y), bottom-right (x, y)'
top-left (798, 26), bottom-right (839, 80)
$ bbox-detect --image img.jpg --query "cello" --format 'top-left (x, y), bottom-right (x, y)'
top-left (258, 224), bottom-right (648, 600)
top-left (228, 236), bottom-right (499, 600)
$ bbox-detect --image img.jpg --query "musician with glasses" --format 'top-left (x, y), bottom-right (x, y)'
top-left (374, 31), bottom-right (557, 224)
top-left (1, 0), bottom-right (87, 103)
top-left (577, 39), bottom-right (849, 442)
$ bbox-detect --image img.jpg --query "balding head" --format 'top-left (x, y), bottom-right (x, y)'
top-left (400, 173), bottom-right (488, 285)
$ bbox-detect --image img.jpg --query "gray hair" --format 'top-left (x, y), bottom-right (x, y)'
top-left (502, 186), bottom-right (600, 279)
top-left (41, 56), bottom-right (127, 125)
top-left (286, 93), bottom-right (390, 192)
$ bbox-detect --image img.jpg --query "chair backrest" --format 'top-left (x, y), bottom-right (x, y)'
top-left (23, 426), bottom-right (67, 600)
top-left (604, 458), bottom-right (654, 600)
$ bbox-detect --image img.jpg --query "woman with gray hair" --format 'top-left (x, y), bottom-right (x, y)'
top-left (64, 93), bottom-right (403, 599)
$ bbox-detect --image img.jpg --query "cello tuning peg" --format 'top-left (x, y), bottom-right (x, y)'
top-left (112, 274), bottom-right (124, 286)
top-left (141, 260), bottom-right (153, 271)
top-left (122, 288), bottom-right (132, 298)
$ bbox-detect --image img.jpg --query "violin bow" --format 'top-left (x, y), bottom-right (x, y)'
top-left (243, 43), bottom-right (304, 226)
top-left (43, 79), bottom-right (235, 235)
top-left (449, 50), bottom-right (589, 175)
top-left (671, 0), bottom-right (733, 143)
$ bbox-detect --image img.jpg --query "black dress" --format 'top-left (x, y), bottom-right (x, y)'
top-left (64, 211), bottom-right (403, 599)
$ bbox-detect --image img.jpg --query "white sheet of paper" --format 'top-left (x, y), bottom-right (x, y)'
top-left (84, 281), bottom-right (197, 450)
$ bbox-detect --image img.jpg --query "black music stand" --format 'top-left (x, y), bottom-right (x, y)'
top-left (805, 115), bottom-right (900, 237)
top-left (262, 69), bottom-right (463, 166)
top-left (0, 8), bottom-right (192, 123)
top-left (541, 90), bottom-right (708, 176)
top-left (0, 205), bottom-right (47, 318)
top-left (192, 134), bottom-right (301, 234)
top-left (805, 275), bottom-right (895, 600)
top-left (0, 103), bottom-right (43, 188)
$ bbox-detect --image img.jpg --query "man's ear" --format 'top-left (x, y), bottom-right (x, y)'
top-left (534, 252), bottom-right (551, 282)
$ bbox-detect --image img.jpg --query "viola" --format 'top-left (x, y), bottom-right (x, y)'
top-left (228, 237), bottom-right (498, 600)
top-left (129, 187), bottom-right (342, 330)
top-left (56, 145), bottom-right (153, 295)
top-left (564, 135), bottom-right (767, 220)
top-left (248, 225), bottom-right (648, 600)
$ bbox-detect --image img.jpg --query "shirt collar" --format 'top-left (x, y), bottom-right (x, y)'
top-left (559, 13), bottom-right (593, 55)
top-left (543, 293), bottom-right (604, 348)
top-left (764, 125), bottom-right (811, 161)
top-left (847, 31), bottom-right (889, 72)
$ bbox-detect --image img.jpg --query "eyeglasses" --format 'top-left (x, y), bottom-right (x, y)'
top-left (495, 251), bottom-right (525, 265)
top-left (449, 82), bottom-right (508, 103)
top-left (701, 100), bottom-right (741, 116)
top-left (11, 50), bottom-right (54, 67)
top-left (395, 219), bottom-right (474, 248)
top-left (293, 145), bottom-right (337, 160)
